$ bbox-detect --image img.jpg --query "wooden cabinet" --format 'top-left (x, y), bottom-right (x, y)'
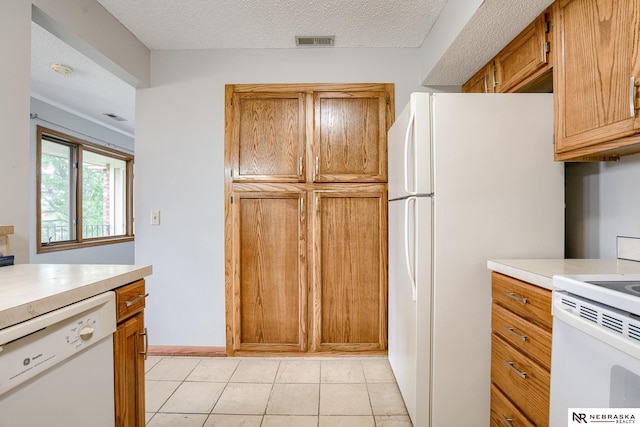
top-left (229, 91), bottom-right (306, 182)
top-left (554, 0), bottom-right (640, 160)
top-left (229, 188), bottom-right (308, 353)
top-left (114, 280), bottom-right (147, 427)
top-left (228, 84), bottom-right (391, 183)
top-left (462, 63), bottom-right (495, 93)
top-left (494, 12), bottom-right (552, 93)
top-left (225, 83), bottom-right (393, 355)
top-left (490, 272), bottom-right (552, 426)
top-left (311, 188), bottom-right (387, 351)
top-left (314, 91), bottom-right (388, 182)
top-left (462, 9), bottom-right (552, 94)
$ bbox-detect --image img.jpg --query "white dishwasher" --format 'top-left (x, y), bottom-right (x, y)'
top-left (0, 291), bottom-right (116, 427)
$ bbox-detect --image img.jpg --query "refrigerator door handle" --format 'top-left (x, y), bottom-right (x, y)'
top-left (403, 110), bottom-right (417, 194)
top-left (404, 196), bottom-right (418, 301)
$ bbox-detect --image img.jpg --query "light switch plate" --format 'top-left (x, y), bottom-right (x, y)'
top-left (151, 210), bottom-right (160, 226)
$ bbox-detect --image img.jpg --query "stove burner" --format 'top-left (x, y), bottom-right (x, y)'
top-left (626, 284), bottom-right (640, 295)
top-left (586, 281), bottom-right (640, 297)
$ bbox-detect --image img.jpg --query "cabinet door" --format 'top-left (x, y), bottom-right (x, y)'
top-left (229, 90), bottom-right (306, 182)
top-left (230, 190), bottom-right (307, 353)
top-left (554, 0), bottom-right (640, 157)
top-left (494, 12), bottom-right (550, 93)
top-left (311, 188), bottom-right (387, 351)
top-left (114, 313), bottom-right (145, 427)
top-left (462, 63), bottom-right (495, 93)
top-left (313, 90), bottom-right (389, 182)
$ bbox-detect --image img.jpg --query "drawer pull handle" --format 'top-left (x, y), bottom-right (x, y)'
top-left (503, 326), bottom-right (527, 341)
top-left (503, 291), bottom-right (527, 304)
top-left (501, 415), bottom-right (514, 427)
top-left (503, 360), bottom-right (527, 379)
top-left (140, 327), bottom-right (148, 360)
top-left (125, 293), bottom-right (149, 307)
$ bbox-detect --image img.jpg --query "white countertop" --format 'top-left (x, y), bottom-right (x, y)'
top-left (488, 259), bottom-right (640, 290)
top-left (0, 264), bottom-right (152, 329)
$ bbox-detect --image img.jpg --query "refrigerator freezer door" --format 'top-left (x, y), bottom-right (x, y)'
top-left (388, 93), bottom-right (432, 200)
top-left (388, 195), bottom-right (432, 427)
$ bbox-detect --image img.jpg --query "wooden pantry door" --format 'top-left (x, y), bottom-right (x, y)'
top-left (311, 187), bottom-right (388, 352)
top-left (228, 189), bottom-right (308, 353)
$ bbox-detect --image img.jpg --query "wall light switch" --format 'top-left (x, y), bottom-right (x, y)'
top-left (151, 210), bottom-right (160, 226)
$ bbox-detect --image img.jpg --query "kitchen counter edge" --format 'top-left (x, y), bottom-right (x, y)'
top-left (0, 264), bottom-right (152, 330)
top-left (487, 258), bottom-right (640, 291)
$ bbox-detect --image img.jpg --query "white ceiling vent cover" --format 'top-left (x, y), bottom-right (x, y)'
top-left (295, 36), bottom-right (335, 47)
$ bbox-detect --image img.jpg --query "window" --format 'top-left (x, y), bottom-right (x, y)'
top-left (37, 126), bottom-right (134, 252)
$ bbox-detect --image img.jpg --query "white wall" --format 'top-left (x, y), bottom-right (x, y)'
top-left (1, 0), bottom-right (146, 264)
top-left (566, 154), bottom-right (640, 259)
top-left (29, 98), bottom-right (135, 264)
top-left (136, 47), bottom-right (426, 346)
top-left (1, 1), bottom-right (32, 263)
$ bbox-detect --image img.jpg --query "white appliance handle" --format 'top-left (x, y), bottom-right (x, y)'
top-left (403, 110), bottom-right (417, 194)
top-left (553, 298), bottom-right (640, 360)
top-left (404, 196), bottom-right (417, 301)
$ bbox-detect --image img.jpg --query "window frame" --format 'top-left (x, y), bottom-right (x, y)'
top-left (36, 125), bottom-right (134, 253)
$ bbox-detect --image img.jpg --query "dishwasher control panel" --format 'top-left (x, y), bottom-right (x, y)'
top-left (0, 292), bottom-right (116, 396)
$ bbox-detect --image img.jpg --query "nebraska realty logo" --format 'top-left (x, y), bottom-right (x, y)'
top-left (570, 408), bottom-right (640, 424)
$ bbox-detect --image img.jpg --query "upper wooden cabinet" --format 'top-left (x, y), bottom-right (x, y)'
top-left (314, 91), bottom-right (388, 182)
top-left (462, 63), bottom-right (495, 93)
top-left (229, 91), bottom-right (306, 182)
top-left (554, 0), bottom-right (640, 160)
top-left (462, 9), bottom-right (552, 94)
top-left (227, 84), bottom-right (392, 183)
top-left (494, 12), bottom-right (551, 93)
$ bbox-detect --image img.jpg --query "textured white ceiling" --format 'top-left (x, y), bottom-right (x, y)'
top-left (96, 0), bottom-right (448, 49)
top-left (30, 0), bottom-right (555, 138)
top-left (31, 22), bottom-right (135, 135)
top-left (424, 0), bottom-right (554, 85)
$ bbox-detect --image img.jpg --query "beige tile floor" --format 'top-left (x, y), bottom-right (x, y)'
top-left (145, 356), bottom-right (413, 427)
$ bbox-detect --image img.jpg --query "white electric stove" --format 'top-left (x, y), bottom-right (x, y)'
top-left (549, 274), bottom-right (640, 426)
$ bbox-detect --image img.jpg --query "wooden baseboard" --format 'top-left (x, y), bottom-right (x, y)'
top-left (148, 345), bottom-right (226, 357)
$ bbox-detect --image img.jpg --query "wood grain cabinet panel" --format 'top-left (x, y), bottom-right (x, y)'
top-left (230, 91), bottom-right (306, 182)
top-left (225, 84), bottom-right (393, 355)
top-left (462, 63), bottom-right (495, 93)
top-left (491, 272), bottom-right (552, 330)
top-left (114, 280), bottom-right (147, 427)
top-left (231, 190), bottom-right (307, 352)
top-left (494, 12), bottom-right (551, 93)
top-left (490, 384), bottom-right (535, 427)
top-left (492, 302), bottom-right (551, 370)
top-left (314, 91), bottom-right (388, 182)
top-left (491, 334), bottom-right (550, 426)
top-left (490, 272), bottom-right (552, 427)
top-left (462, 8), bottom-right (551, 94)
top-left (312, 188), bottom-right (387, 351)
top-left (554, 0), bottom-right (640, 159)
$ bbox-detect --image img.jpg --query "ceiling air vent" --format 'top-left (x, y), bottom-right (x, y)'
top-left (295, 36), bottom-right (335, 47)
top-left (103, 113), bottom-right (127, 122)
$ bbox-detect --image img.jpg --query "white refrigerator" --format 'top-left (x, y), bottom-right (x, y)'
top-left (387, 93), bottom-right (564, 427)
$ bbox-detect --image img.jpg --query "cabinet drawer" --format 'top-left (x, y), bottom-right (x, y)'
top-left (492, 272), bottom-right (551, 330)
top-left (115, 280), bottom-right (147, 323)
top-left (490, 383), bottom-right (535, 427)
top-left (491, 334), bottom-right (549, 427)
top-left (492, 303), bottom-right (552, 370)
